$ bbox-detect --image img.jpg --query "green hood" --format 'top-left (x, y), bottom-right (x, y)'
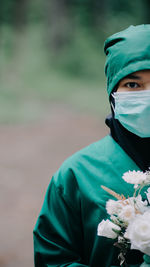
top-left (104, 24), bottom-right (150, 96)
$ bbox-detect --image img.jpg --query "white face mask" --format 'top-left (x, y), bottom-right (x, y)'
top-left (112, 90), bottom-right (150, 138)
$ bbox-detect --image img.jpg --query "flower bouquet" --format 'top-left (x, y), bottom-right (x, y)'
top-left (97, 170), bottom-right (150, 267)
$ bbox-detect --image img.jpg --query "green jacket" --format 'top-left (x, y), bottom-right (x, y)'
top-left (33, 135), bottom-right (141, 267)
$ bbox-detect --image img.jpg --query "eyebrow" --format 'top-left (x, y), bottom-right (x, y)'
top-left (124, 74), bottom-right (141, 80)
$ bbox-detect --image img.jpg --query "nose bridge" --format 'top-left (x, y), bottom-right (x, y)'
top-left (145, 81), bottom-right (150, 90)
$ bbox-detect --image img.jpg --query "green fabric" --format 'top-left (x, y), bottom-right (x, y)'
top-left (104, 24), bottom-right (150, 96)
top-left (33, 135), bottom-right (141, 267)
top-left (143, 255), bottom-right (150, 264)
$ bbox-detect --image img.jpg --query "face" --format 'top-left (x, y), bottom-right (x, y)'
top-left (117, 69), bottom-right (150, 92)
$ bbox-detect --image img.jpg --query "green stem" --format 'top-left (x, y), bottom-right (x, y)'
top-left (138, 182), bottom-right (150, 196)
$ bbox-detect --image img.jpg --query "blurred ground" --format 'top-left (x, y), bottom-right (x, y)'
top-left (0, 103), bottom-right (109, 267)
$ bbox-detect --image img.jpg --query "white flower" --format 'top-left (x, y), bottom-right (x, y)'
top-left (122, 170), bottom-right (147, 186)
top-left (106, 195), bottom-right (148, 224)
top-left (124, 212), bottom-right (150, 255)
top-left (146, 171), bottom-right (150, 182)
top-left (109, 196), bottom-right (149, 224)
top-left (97, 219), bottom-right (121, 239)
top-left (134, 195), bottom-right (148, 213)
top-left (106, 199), bottom-right (123, 215)
top-left (119, 204), bottom-right (135, 223)
top-left (146, 187), bottom-right (150, 203)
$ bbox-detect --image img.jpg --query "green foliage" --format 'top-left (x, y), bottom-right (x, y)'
top-left (27, 0), bottom-right (44, 23)
top-left (0, 0), bottom-right (16, 24)
top-left (0, 24), bottom-right (109, 124)
top-left (50, 29), bottom-right (105, 79)
top-left (0, 0), bottom-right (149, 123)
top-left (106, 0), bottom-right (147, 34)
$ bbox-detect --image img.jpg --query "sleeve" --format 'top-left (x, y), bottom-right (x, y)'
top-left (33, 169), bottom-right (89, 267)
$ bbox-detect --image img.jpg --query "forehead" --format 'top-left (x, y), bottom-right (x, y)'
top-left (122, 69), bottom-right (150, 80)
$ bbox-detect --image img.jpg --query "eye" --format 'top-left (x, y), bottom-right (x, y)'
top-left (125, 82), bottom-right (140, 88)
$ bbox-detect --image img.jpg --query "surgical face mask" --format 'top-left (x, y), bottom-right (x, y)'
top-left (111, 90), bottom-right (150, 138)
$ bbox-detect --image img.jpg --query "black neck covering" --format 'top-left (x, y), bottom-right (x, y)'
top-left (105, 113), bottom-right (150, 172)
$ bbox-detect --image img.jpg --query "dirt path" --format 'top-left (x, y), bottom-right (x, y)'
top-left (0, 104), bottom-right (108, 267)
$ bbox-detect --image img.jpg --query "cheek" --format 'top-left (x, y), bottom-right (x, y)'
top-left (116, 87), bottom-right (130, 92)
top-left (117, 87), bottom-right (145, 92)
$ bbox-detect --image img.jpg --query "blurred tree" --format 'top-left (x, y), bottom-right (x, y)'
top-left (0, 0), bottom-right (149, 77)
top-left (71, 0), bottom-right (108, 30)
top-left (91, 0), bottom-right (108, 29)
top-left (0, 0), bottom-right (29, 29)
top-left (0, 0), bottom-right (14, 25)
top-left (27, 0), bottom-right (44, 24)
top-left (143, 0), bottom-right (150, 23)
top-left (45, 0), bottom-right (73, 53)
top-left (108, 0), bottom-right (132, 14)
top-left (12, 0), bottom-right (29, 31)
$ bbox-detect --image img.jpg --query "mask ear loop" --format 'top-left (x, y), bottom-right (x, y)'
top-left (111, 101), bottom-right (115, 112)
top-left (110, 93), bottom-right (115, 113)
top-left (109, 83), bottom-right (118, 113)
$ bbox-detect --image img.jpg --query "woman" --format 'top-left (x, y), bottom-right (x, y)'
top-left (33, 24), bottom-right (150, 267)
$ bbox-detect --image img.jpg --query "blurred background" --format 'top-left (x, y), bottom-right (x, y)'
top-left (1, 0), bottom-right (150, 266)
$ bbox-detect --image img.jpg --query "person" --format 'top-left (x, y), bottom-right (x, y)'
top-left (33, 24), bottom-right (150, 267)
